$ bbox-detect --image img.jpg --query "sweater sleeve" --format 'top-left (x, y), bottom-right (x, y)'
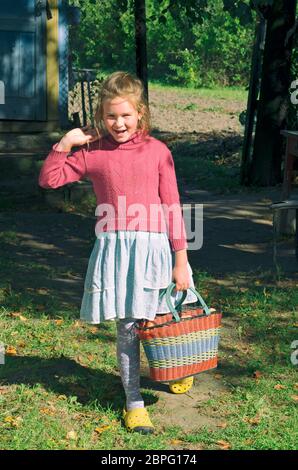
top-left (38, 144), bottom-right (88, 189)
top-left (158, 149), bottom-right (188, 252)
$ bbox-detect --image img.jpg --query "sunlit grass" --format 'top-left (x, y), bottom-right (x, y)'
top-left (149, 82), bottom-right (248, 102)
top-left (0, 262), bottom-right (297, 449)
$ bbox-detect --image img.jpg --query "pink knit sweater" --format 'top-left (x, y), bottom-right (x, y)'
top-left (38, 131), bottom-right (188, 251)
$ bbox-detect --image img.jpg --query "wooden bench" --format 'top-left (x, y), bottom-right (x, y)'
top-left (270, 200), bottom-right (298, 266)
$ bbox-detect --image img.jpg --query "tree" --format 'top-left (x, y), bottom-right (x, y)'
top-left (224, 0), bottom-right (297, 186)
top-left (247, 0), bottom-right (297, 185)
top-left (68, 1), bottom-right (297, 187)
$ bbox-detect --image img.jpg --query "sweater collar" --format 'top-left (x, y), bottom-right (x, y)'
top-left (103, 130), bottom-right (149, 150)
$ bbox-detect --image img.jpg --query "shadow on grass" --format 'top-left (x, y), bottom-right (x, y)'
top-left (0, 212), bottom-right (95, 314)
top-left (0, 355), bottom-right (159, 411)
top-left (0, 209), bottom-right (294, 319)
top-left (84, 325), bottom-right (117, 343)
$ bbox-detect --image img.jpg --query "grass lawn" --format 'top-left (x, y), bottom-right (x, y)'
top-left (149, 82), bottom-right (248, 102)
top-left (0, 83), bottom-right (296, 450)
top-left (0, 259), bottom-right (297, 450)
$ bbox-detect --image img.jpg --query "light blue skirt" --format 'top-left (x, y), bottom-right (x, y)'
top-left (80, 231), bottom-right (198, 324)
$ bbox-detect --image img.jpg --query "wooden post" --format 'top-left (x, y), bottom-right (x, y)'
top-left (134, 0), bottom-right (149, 102)
top-left (80, 78), bottom-right (87, 127)
top-left (240, 17), bottom-right (266, 184)
top-left (248, 0), bottom-right (297, 186)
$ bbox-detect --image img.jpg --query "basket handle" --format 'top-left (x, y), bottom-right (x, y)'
top-left (158, 284), bottom-right (187, 322)
top-left (165, 282), bottom-right (211, 322)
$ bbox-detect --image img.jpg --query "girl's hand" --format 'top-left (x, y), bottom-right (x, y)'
top-left (56, 127), bottom-right (101, 152)
top-left (172, 265), bottom-right (190, 292)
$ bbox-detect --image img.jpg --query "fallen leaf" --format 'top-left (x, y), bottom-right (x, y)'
top-left (4, 416), bottom-right (22, 427)
top-left (214, 374), bottom-right (223, 380)
top-left (4, 416), bottom-right (14, 423)
top-left (293, 384), bottom-right (298, 390)
top-left (37, 288), bottom-right (49, 295)
top-left (66, 431), bottom-right (77, 441)
top-left (57, 395), bottom-right (67, 401)
top-left (94, 425), bottom-right (111, 435)
top-left (274, 384), bottom-right (287, 390)
top-left (10, 312), bottom-right (27, 321)
top-left (253, 371), bottom-right (262, 380)
top-left (216, 422), bottom-right (228, 429)
top-left (243, 416), bottom-right (260, 425)
top-left (290, 395), bottom-right (298, 403)
top-left (40, 407), bottom-right (55, 416)
top-left (216, 440), bottom-right (232, 450)
top-left (89, 327), bottom-right (98, 334)
top-left (6, 346), bottom-right (17, 356)
top-left (169, 439), bottom-right (184, 445)
top-left (54, 319), bottom-right (63, 326)
top-left (10, 311), bottom-right (24, 318)
top-left (239, 287), bottom-right (248, 293)
top-left (17, 341), bottom-right (26, 348)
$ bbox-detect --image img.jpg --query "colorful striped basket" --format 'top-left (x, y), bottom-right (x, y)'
top-left (136, 282), bottom-right (222, 382)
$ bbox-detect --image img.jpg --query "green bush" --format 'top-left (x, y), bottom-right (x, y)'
top-left (69, 0), bottom-right (255, 88)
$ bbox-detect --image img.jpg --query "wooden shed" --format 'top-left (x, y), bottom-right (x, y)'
top-left (0, 0), bottom-right (72, 133)
top-left (0, 0), bottom-right (149, 209)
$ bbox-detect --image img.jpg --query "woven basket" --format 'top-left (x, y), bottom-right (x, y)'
top-left (136, 282), bottom-right (222, 382)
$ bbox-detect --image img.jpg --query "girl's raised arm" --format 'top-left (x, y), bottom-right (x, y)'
top-left (38, 127), bottom-right (100, 189)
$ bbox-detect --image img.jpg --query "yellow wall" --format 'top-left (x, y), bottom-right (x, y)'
top-left (46, 0), bottom-right (59, 122)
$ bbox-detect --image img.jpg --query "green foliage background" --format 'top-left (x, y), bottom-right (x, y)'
top-left (68, 0), bottom-right (255, 87)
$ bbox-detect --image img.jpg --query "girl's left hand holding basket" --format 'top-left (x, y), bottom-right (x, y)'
top-left (172, 264), bottom-right (190, 292)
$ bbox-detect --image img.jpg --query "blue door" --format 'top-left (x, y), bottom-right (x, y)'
top-left (0, 0), bottom-right (46, 120)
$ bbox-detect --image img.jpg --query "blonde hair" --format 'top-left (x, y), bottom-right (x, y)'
top-left (94, 71), bottom-right (151, 135)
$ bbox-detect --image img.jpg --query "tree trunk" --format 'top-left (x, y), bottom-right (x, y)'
top-left (134, 0), bottom-right (149, 101)
top-left (248, 0), bottom-right (296, 186)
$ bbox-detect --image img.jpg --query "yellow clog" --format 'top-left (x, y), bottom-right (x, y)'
top-left (169, 376), bottom-right (194, 394)
top-left (123, 407), bottom-right (155, 434)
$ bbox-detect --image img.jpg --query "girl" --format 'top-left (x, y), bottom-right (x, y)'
top-left (39, 71), bottom-right (197, 434)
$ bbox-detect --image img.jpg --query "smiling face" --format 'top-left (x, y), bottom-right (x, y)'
top-left (103, 96), bottom-right (142, 143)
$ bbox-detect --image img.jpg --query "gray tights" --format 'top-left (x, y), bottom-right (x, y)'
top-left (116, 319), bottom-right (144, 411)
